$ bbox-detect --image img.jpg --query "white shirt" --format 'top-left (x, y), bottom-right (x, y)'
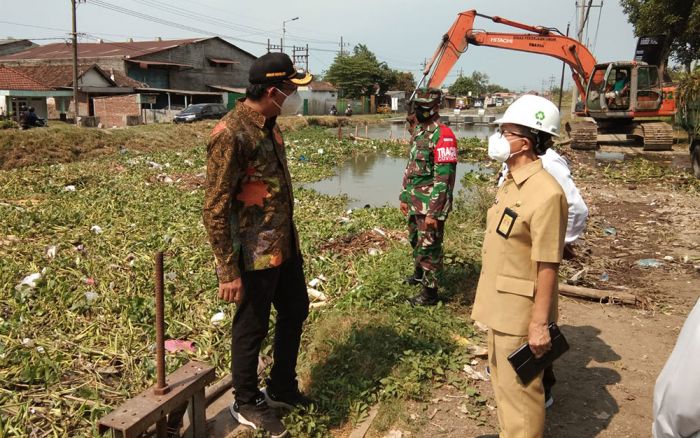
top-left (653, 298), bottom-right (700, 438)
top-left (499, 148), bottom-right (588, 244)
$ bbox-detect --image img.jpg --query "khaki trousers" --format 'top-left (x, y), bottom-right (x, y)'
top-left (488, 329), bottom-right (545, 438)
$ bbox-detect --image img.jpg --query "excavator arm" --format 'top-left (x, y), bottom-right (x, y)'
top-left (423, 10), bottom-right (597, 101)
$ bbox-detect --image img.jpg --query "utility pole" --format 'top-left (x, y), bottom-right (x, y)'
top-left (339, 36), bottom-right (344, 56)
top-left (282, 16), bottom-right (299, 54)
top-left (558, 23), bottom-right (570, 110)
top-left (71, 0), bottom-right (84, 125)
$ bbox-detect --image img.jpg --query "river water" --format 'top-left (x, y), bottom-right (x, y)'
top-left (305, 153), bottom-right (492, 209)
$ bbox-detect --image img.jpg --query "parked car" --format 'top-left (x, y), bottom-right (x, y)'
top-left (173, 103), bottom-right (228, 123)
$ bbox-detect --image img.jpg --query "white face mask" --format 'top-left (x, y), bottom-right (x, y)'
top-left (274, 88), bottom-right (302, 116)
top-left (487, 132), bottom-right (513, 162)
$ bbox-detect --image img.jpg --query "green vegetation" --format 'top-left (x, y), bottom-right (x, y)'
top-left (448, 71), bottom-right (509, 98)
top-left (324, 44), bottom-right (416, 98)
top-left (621, 0), bottom-right (699, 72)
top-left (0, 124), bottom-right (491, 436)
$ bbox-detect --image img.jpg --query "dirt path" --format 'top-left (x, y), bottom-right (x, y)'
top-left (398, 144), bottom-right (700, 438)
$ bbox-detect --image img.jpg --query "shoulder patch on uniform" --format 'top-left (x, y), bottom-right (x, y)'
top-left (434, 125), bottom-right (458, 164)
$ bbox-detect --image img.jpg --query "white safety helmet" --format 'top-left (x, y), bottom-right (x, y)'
top-left (494, 94), bottom-right (560, 137)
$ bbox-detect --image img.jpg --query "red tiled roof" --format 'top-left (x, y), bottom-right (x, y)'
top-left (8, 64), bottom-right (145, 88)
top-left (0, 38), bottom-right (208, 61)
top-left (308, 81), bottom-right (337, 92)
top-left (0, 66), bottom-right (52, 91)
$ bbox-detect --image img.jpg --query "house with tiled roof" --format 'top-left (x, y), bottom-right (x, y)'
top-left (0, 66), bottom-right (73, 119)
top-left (0, 37), bottom-right (256, 93)
top-left (0, 37), bottom-right (258, 119)
top-left (0, 63), bottom-right (143, 120)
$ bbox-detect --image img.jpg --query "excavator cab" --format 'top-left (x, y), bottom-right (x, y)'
top-left (586, 62), bottom-right (663, 116)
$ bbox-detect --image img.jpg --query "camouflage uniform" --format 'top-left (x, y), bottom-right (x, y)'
top-left (203, 99), bottom-right (299, 281)
top-left (400, 123), bottom-right (458, 289)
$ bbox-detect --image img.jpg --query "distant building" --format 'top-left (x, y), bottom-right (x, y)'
top-left (0, 37), bottom-right (256, 92)
top-left (298, 81), bottom-right (337, 115)
top-left (0, 39), bottom-right (37, 57)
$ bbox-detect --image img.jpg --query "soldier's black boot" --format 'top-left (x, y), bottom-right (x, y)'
top-left (409, 286), bottom-right (439, 306)
top-left (403, 266), bottom-right (423, 286)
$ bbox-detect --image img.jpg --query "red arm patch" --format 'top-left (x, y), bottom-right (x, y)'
top-left (434, 125), bottom-right (458, 164)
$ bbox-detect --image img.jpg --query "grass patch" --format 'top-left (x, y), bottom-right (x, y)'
top-left (0, 125), bottom-right (489, 436)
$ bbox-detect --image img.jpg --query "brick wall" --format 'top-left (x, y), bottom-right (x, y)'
top-left (93, 94), bottom-right (140, 127)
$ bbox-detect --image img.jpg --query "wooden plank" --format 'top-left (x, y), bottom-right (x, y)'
top-left (559, 283), bottom-right (638, 306)
top-left (191, 389), bottom-right (207, 437)
top-left (98, 361), bottom-right (215, 437)
top-left (348, 405), bottom-right (379, 438)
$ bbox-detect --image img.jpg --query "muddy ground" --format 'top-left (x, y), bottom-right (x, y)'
top-left (394, 143), bottom-right (700, 438)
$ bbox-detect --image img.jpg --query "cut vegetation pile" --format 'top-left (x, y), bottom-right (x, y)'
top-left (0, 123), bottom-right (493, 436)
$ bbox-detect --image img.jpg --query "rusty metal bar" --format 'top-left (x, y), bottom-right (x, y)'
top-left (154, 251), bottom-right (170, 396)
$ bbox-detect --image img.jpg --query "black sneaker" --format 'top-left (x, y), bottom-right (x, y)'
top-left (403, 275), bottom-right (421, 286)
top-left (229, 393), bottom-right (288, 437)
top-left (408, 287), bottom-right (439, 306)
top-left (262, 379), bottom-right (314, 410)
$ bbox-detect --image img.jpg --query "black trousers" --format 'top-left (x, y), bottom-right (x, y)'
top-left (231, 253), bottom-right (309, 404)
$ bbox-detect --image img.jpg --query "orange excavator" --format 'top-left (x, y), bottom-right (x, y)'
top-left (416, 10), bottom-right (676, 151)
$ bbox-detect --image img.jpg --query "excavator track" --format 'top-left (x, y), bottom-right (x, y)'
top-left (633, 121), bottom-right (674, 151)
top-left (566, 120), bottom-right (598, 150)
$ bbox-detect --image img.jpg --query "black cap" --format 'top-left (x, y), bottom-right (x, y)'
top-left (249, 52), bottom-right (313, 86)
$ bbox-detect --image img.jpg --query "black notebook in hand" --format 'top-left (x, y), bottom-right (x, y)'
top-left (507, 323), bottom-right (569, 385)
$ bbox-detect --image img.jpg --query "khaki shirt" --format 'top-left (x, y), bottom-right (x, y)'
top-left (471, 159), bottom-right (568, 336)
top-left (203, 100), bottom-right (298, 282)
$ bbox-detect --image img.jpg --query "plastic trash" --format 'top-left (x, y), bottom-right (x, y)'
top-left (164, 339), bottom-right (195, 353)
top-left (317, 148), bottom-right (324, 155)
top-left (21, 338), bottom-right (34, 348)
top-left (600, 272), bottom-right (609, 282)
top-left (46, 246), bottom-right (57, 259)
top-left (147, 160), bottom-right (163, 170)
top-left (63, 185), bottom-right (76, 192)
top-left (17, 272), bottom-right (42, 289)
top-left (604, 227), bottom-right (617, 236)
top-left (307, 288), bottom-right (327, 302)
top-left (90, 225), bottom-right (103, 234)
top-left (663, 256), bottom-right (674, 262)
top-left (211, 311), bottom-right (226, 325)
top-left (308, 278), bottom-right (323, 288)
top-left (84, 291), bottom-right (99, 303)
top-left (637, 258), bottom-right (663, 268)
top-left (368, 248), bottom-right (380, 256)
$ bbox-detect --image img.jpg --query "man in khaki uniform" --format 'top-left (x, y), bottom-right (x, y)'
top-left (471, 95), bottom-right (568, 438)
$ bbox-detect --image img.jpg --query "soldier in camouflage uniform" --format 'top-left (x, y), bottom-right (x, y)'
top-left (203, 52), bottom-right (313, 438)
top-left (400, 88), bottom-right (458, 306)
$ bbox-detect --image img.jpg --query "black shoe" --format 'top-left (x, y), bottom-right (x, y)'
top-left (409, 287), bottom-right (439, 306)
top-left (229, 393), bottom-right (288, 437)
top-left (403, 267), bottom-right (423, 286)
top-left (403, 275), bottom-right (421, 286)
top-left (262, 379), bottom-right (315, 410)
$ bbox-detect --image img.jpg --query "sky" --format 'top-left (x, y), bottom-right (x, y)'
top-left (0, 0), bottom-right (638, 91)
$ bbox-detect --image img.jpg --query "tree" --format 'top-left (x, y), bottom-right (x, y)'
top-left (448, 71), bottom-right (502, 96)
top-left (390, 71), bottom-right (417, 94)
top-left (620, 0), bottom-right (700, 73)
top-left (325, 44), bottom-right (394, 98)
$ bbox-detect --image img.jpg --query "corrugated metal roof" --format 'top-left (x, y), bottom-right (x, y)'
top-left (0, 38), bottom-right (208, 61)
